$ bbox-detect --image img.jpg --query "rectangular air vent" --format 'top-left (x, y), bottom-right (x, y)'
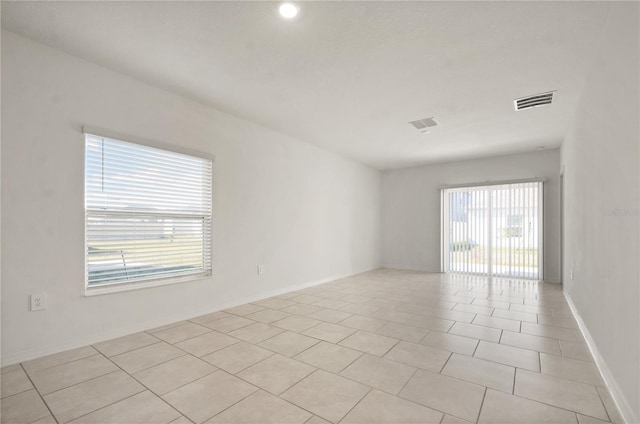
top-left (409, 117), bottom-right (438, 130)
top-left (514, 91), bottom-right (555, 111)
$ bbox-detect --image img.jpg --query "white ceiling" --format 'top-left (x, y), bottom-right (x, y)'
top-left (1, 1), bottom-right (611, 169)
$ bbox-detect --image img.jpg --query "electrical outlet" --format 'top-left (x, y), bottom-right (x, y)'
top-left (30, 293), bottom-right (47, 311)
top-left (257, 265), bottom-right (264, 275)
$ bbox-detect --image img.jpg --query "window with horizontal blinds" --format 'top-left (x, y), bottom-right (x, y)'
top-left (85, 134), bottom-right (213, 290)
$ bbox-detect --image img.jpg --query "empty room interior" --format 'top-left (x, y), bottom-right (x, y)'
top-left (1, 1), bottom-right (639, 424)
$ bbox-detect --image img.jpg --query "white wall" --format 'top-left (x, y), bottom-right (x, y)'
top-left (0, 31), bottom-right (382, 365)
top-left (382, 149), bottom-right (560, 282)
top-left (561, 3), bottom-right (639, 422)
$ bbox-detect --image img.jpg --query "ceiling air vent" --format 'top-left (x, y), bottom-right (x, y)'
top-left (514, 91), bottom-right (555, 111)
top-left (409, 117), bottom-right (438, 132)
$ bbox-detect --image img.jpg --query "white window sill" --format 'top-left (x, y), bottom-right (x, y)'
top-left (84, 272), bottom-right (212, 297)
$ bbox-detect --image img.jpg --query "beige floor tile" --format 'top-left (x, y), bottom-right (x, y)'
top-left (30, 415), bottom-right (58, 424)
top-left (453, 303), bottom-right (494, 316)
top-left (367, 308), bottom-right (413, 324)
top-left (281, 304), bottom-right (323, 316)
top-left (44, 371), bottom-right (145, 424)
top-left (399, 369), bottom-right (485, 423)
top-left (149, 322), bottom-right (211, 344)
top-left (521, 322), bottom-right (578, 341)
top-left (442, 353), bottom-right (514, 393)
top-left (560, 340), bottom-right (594, 362)
top-left (255, 298), bottom-right (297, 310)
top-left (224, 304), bottom-right (266, 316)
top-left (294, 341), bottom-right (361, 373)
top-left (421, 331), bottom-right (479, 356)
top-left (229, 323), bottom-right (285, 344)
top-left (201, 315), bottom-right (254, 332)
top-left (22, 346), bottom-right (98, 374)
top-left (68, 390), bottom-right (180, 424)
top-left (596, 386), bottom-right (623, 424)
top-left (366, 299), bottom-right (403, 310)
top-left (540, 353), bottom-right (604, 386)
top-left (202, 342), bottom-right (273, 374)
top-left (449, 322), bottom-right (501, 343)
top-left (474, 341), bottom-right (540, 371)
top-left (308, 309), bottom-right (353, 323)
top-left (428, 308), bottom-right (476, 324)
top-left (375, 322), bottom-right (429, 343)
top-left (290, 294), bottom-right (324, 305)
top-left (577, 415), bottom-right (609, 424)
top-left (0, 389), bottom-right (50, 424)
top-left (340, 354), bottom-right (415, 394)
top-left (441, 414), bottom-right (473, 424)
top-left (163, 370), bottom-right (256, 423)
top-left (478, 388), bottom-right (578, 423)
top-left (396, 303), bottom-right (435, 317)
top-left (385, 341), bottom-right (450, 372)
top-left (342, 294), bottom-right (373, 304)
top-left (273, 316), bottom-right (322, 332)
top-left (340, 303), bottom-right (379, 316)
top-left (246, 309), bottom-right (291, 324)
top-left (500, 330), bottom-right (561, 355)
top-left (305, 415), bottom-right (331, 424)
top-left (514, 369), bottom-right (608, 421)
top-left (238, 354), bottom-right (315, 395)
top-left (205, 390), bottom-right (311, 424)
top-left (302, 322), bottom-right (356, 343)
top-left (93, 332), bottom-right (160, 357)
top-left (281, 370), bottom-right (369, 423)
top-left (30, 354), bottom-right (118, 395)
top-left (169, 416), bottom-right (194, 424)
top-left (133, 355), bottom-right (217, 395)
top-left (313, 299), bottom-right (350, 310)
top-left (472, 299), bottom-right (510, 310)
top-left (341, 389), bottom-right (443, 423)
top-left (0, 364), bottom-right (22, 374)
top-left (175, 330), bottom-right (239, 357)
top-left (405, 315), bottom-right (454, 332)
top-left (472, 314), bottom-right (521, 332)
top-left (492, 308), bottom-right (538, 323)
top-left (538, 315), bottom-right (579, 329)
top-left (510, 303), bottom-right (553, 315)
top-left (339, 315), bottom-right (386, 332)
top-left (189, 311), bottom-right (231, 325)
top-left (339, 331), bottom-right (399, 356)
top-left (1, 368), bottom-right (33, 398)
top-left (111, 342), bottom-right (185, 374)
top-left (259, 331), bottom-right (320, 357)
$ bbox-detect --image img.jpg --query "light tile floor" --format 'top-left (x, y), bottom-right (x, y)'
top-left (0, 269), bottom-right (624, 424)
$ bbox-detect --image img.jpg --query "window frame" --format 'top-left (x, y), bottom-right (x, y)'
top-left (83, 127), bottom-right (214, 296)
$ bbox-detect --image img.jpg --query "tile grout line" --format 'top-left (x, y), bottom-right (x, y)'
top-left (475, 387), bottom-right (489, 424)
top-left (80, 350), bottom-right (189, 423)
top-left (19, 363), bottom-right (60, 424)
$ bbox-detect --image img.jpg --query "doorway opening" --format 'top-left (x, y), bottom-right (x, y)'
top-left (441, 181), bottom-right (543, 280)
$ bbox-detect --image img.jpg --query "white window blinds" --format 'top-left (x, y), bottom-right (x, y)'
top-left (85, 134), bottom-right (213, 289)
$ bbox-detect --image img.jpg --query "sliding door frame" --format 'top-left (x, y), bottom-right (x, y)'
top-left (440, 178), bottom-right (545, 281)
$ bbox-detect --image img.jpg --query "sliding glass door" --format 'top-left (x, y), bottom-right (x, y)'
top-left (441, 181), bottom-right (543, 280)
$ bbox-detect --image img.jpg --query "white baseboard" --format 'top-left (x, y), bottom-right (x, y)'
top-left (2, 269), bottom-right (371, 366)
top-left (563, 291), bottom-right (636, 424)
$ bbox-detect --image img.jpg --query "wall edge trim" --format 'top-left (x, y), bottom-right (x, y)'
top-left (564, 289), bottom-right (636, 424)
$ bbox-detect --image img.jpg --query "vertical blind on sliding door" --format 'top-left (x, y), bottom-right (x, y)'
top-left (441, 181), bottom-right (543, 279)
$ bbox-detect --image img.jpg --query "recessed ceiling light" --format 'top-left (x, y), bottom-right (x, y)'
top-left (279, 3), bottom-right (299, 19)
